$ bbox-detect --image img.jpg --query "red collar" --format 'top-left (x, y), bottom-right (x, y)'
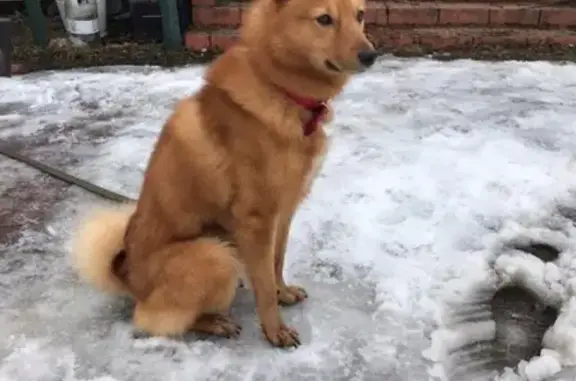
top-left (283, 91), bottom-right (329, 136)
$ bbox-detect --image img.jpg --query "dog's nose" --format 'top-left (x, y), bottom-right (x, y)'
top-left (357, 50), bottom-right (378, 68)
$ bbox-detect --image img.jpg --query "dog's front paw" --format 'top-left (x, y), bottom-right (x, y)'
top-left (264, 323), bottom-right (301, 348)
top-left (278, 285), bottom-right (308, 306)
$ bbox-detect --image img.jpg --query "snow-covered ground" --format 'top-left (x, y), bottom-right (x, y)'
top-left (3, 58), bottom-right (576, 381)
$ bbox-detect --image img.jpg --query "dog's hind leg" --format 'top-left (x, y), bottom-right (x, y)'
top-left (133, 303), bottom-right (197, 337)
top-left (133, 308), bottom-right (241, 338)
top-left (131, 238), bottom-right (241, 338)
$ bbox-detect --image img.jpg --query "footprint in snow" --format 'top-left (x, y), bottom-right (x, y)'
top-left (423, 217), bottom-right (576, 381)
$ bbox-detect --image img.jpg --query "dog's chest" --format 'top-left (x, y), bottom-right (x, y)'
top-left (270, 136), bottom-right (326, 205)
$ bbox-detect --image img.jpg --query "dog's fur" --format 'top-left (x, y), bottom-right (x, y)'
top-left (72, 0), bottom-right (375, 347)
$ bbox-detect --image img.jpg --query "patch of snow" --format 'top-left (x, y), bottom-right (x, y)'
top-left (3, 58), bottom-right (576, 380)
top-left (523, 354), bottom-right (562, 381)
top-left (543, 298), bottom-right (576, 366)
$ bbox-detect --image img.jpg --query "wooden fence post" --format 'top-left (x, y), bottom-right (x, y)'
top-left (0, 18), bottom-right (12, 77)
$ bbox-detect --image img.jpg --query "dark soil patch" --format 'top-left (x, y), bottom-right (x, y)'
top-left (384, 43), bottom-right (576, 63)
top-left (14, 40), bottom-right (215, 72)
top-left (491, 285), bottom-right (559, 369)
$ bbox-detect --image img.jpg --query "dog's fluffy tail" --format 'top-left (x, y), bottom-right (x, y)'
top-left (71, 204), bottom-right (136, 296)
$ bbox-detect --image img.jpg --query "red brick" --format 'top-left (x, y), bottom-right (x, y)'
top-left (371, 29), bottom-right (416, 48)
top-left (193, 6), bottom-right (242, 27)
top-left (10, 63), bottom-right (28, 75)
top-left (540, 7), bottom-right (576, 28)
top-left (489, 6), bottom-right (540, 26)
top-left (365, 3), bottom-right (387, 24)
top-left (438, 4), bottom-right (490, 25)
top-left (191, 0), bottom-right (215, 5)
top-left (211, 32), bottom-right (239, 51)
top-left (418, 31), bottom-right (465, 49)
top-left (387, 4), bottom-right (438, 26)
top-left (392, 32), bottom-right (416, 48)
top-left (185, 31), bottom-right (211, 51)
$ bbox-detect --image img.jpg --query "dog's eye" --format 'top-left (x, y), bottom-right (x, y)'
top-left (316, 14), bottom-right (333, 26)
top-left (356, 9), bottom-right (365, 23)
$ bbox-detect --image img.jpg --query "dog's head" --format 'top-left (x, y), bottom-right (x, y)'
top-left (242, 0), bottom-right (377, 80)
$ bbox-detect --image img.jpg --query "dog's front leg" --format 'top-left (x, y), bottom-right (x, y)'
top-left (235, 212), bottom-right (300, 348)
top-left (275, 212), bottom-right (307, 306)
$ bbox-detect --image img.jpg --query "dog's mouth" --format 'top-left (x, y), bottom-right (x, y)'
top-left (324, 60), bottom-right (341, 72)
top-left (324, 60), bottom-right (367, 74)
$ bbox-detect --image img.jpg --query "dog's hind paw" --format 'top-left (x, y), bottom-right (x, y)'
top-left (192, 314), bottom-right (242, 338)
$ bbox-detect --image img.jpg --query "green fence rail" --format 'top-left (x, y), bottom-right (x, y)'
top-left (24, 0), bottom-right (48, 47)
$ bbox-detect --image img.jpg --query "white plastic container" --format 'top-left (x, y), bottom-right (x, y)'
top-left (58, 0), bottom-right (108, 39)
top-left (56, 0), bottom-right (68, 30)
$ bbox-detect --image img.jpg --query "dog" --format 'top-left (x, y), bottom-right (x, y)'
top-left (72, 0), bottom-right (377, 348)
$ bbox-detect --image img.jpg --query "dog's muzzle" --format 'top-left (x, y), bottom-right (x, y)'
top-left (357, 50), bottom-right (378, 69)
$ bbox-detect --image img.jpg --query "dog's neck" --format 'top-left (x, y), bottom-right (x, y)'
top-left (280, 90), bottom-right (329, 136)
top-left (205, 45), bottom-right (338, 139)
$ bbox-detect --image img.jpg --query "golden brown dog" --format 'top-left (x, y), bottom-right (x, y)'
top-left (72, 0), bottom-right (376, 348)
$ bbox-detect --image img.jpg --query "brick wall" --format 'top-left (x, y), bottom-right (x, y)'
top-left (185, 1), bottom-right (576, 53)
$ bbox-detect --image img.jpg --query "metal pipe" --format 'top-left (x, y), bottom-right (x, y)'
top-left (158, 0), bottom-right (182, 50)
top-left (0, 145), bottom-right (135, 203)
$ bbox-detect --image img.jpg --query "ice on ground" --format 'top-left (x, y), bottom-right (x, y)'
top-left (3, 58), bottom-right (576, 380)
